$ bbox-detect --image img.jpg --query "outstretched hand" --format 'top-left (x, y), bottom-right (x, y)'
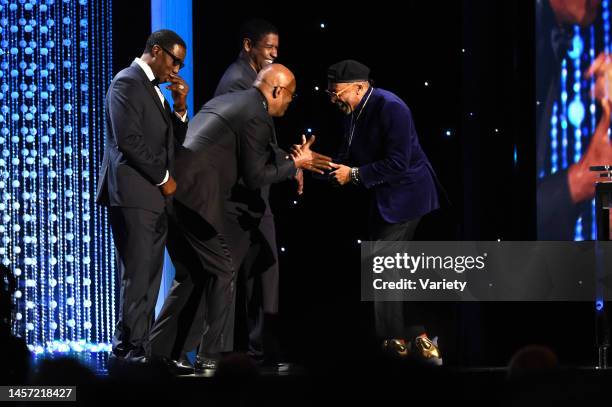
top-left (290, 134), bottom-right (334, 174)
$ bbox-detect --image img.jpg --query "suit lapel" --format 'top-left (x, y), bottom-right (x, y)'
top-left (163, 98), bottom-right (173, 118)
top-left (130, 62), bottom-right (175, 172)
top-left (163, 99), bottom-right (175, 169)
top-left (145, 82), bottom-right (172, 125)
top-left (130, 62), bottom-right (171, 125)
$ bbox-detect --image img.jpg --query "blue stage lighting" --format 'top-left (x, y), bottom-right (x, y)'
top-left (2, 0), bottom-right (115, 354)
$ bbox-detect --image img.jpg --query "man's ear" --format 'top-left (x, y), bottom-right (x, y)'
top-left (150, 44), bottom-right (160, 59)
top-left (243, 38), bottom-right (252, 52)
top-left (272, 86), bottom-right (281, 99)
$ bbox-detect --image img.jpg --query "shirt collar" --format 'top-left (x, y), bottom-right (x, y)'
top-left (238, 52), bottom-right (257, 73)
top-left (134, 57), bottom-right (157, 83)
top-left (353, 86), bottom-right (374, 116)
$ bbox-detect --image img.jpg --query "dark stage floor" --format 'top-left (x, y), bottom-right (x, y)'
top-left (31, 355), bottom-right (612, 406)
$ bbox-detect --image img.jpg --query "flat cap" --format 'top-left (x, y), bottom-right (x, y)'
top-left (327, 59), bottom-right (370, 83)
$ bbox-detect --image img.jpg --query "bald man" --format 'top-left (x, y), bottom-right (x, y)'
top-left (149, 64), bottom-right (331, 372)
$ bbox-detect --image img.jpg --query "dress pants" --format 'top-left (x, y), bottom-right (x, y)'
top-left (370, 209), bottom-right (425, 340)
top-left (109, 206), bottom-right (168, 360)
top-left (192, 208), bottom-right (277, 359)
top-left (148, 200), bottom-right (235, 360)
top-left (232, 212), bottom-right (279, 360)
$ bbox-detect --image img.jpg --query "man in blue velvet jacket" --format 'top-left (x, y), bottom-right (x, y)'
top-left (324, 59), bottom-right (442, 364)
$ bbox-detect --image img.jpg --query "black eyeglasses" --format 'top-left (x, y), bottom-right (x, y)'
top-left (261, 79), bottom-right (297, 100)
top-left (158, 45), bottom-right (185, 69)
top-left (324, 83), bottom-right (357, 100)
top-left (278, 86), bottom-right (298, 100)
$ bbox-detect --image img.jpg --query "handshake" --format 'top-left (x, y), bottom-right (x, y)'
top-left (162, 134), bottom-right (354, 198)
top-left (289, 134), bottom-right (333, 174)
top-left (289, 135), bottom-right (354, 190)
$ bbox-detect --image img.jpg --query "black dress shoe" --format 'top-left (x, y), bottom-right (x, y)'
top-left (149, 355), bottom-right (194, 375)
top-left (177, 357), bottom-right (194, 367)
top-left (126, 355), bottom-right (149, 364)
top-left (194, 356), bottom-right (218, 373)
top-left (172, 358), bottom-right (194, 375)
top-left (258, 359), bottom-right (292, 372)
top-left (171, 358), bottom-right (194, 375)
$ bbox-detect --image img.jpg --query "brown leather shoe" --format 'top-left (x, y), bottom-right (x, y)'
top-left (381, 339), bottom-right (409, 357)
top-left (381, 336), bottom-right (443, 366)
top-left (409, 335), bottom-right (443, 366)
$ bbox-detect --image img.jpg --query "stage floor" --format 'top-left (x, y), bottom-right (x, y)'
top-left (30, 355), bottom-right (612, 406)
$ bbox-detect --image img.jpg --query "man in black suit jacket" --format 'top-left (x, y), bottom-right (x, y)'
top-left (96, 29), bottom-right (189, 364)
top-left (149, 64), bottom-right (331, 371)
top-left (214, 19), bottom-right (278, 97)
top-left (212, 19), bottom-right (290, 363)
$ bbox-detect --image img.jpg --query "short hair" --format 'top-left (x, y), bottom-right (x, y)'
top-left (239, 19), bottom-right (278, 46)
top-left (144, 29), bottom-right (186, 54)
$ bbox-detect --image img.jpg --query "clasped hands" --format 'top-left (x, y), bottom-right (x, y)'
top-left (289, 135), bottom-right (353, 187)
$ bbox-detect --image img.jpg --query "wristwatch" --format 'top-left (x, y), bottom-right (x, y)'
top-left (350, 167), bottom-right (361, 185)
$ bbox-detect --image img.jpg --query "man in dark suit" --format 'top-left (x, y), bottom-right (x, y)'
top-left (149, 64), bottom-right (331, 371)
top-left (212, 19), bottom-right (292, 364)
top-left (96, 29), bottom-right (189, 365)
top-left (214, 19), bottom-right (279, 97)
top-left (317, 60), bottom-right (442, 364)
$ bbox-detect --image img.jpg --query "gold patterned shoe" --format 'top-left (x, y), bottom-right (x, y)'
top-left (381, 339), bottom-right (409, 357)
top-left (410, 335), bottom-right (443, 366)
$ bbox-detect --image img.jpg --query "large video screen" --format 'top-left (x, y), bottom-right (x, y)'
top-left (536, 0), bottom-right (610, 240)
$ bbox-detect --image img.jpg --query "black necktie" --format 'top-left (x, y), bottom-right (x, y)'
top-left (151, 77), bottom-right (160, 87)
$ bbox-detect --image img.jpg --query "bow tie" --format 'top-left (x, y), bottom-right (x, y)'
top-left (151, 78), bottom-right (160, 87)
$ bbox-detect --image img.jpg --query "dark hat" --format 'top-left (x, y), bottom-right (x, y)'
top-left (327, 59), bottom-right (370, 83)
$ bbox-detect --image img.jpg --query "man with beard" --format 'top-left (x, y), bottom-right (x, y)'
top-left (149, 64), bottom-right (331, 372)
top-left (308, 59), bottom-right (443, 364)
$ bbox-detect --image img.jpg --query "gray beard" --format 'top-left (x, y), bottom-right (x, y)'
top-left (336, 101), bottom-right (352, 115)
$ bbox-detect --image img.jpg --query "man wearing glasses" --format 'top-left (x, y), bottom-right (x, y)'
top-left (148, 64), bottom-right (331, 373)
top-left (96, 29), bottom-right (189, 369)
top-left (314, 59), bottom-right (443, 365)
top-left (204, 19), bottom-right (303, 368)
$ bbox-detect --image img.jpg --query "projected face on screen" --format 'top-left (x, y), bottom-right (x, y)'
top-left (536, 0), bottom-right (612, 241)
top-left (549, 0), bottom-right (600, 26)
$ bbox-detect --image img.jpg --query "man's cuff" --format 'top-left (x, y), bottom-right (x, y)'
top-left (156, 170), bottom-right (169, 186)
